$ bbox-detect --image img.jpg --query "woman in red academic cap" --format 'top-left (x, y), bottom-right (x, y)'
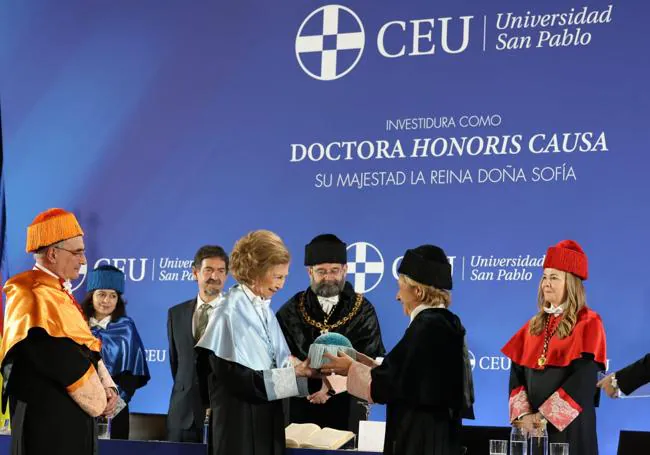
top-left (502, 240), bottom-right (607, 455)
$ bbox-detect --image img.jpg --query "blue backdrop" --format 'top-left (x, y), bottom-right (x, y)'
top-left (1, 1), bottom-right (649, 453)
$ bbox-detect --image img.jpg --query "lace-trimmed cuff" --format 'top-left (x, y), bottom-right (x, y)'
top-left (97, 360), bottom-right (117, 390)
top-left (539, 388), bottom-right (582, 431)
top-left (263, 367), bottom-right (302, 400)
top-left (509, 386), bottom-right (532, 422)
top-left (67, 366), bottom-right (106, 417)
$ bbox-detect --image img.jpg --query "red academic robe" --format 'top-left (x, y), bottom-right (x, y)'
top-left (502, 307), bottom-right (607, 455)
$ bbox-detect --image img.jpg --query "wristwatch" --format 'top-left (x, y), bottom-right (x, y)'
top-left (326, 389), bottom-right (336, 397)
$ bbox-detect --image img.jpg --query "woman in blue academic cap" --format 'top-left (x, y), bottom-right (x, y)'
top-left (81, 265), bottom-right (150, 440)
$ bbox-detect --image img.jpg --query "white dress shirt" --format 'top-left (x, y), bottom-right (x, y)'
top-left (544, 303), bottom-right (566, 317)
top-left (317, 295), bottom-right (339, 314)
top-left (33, 263), bottom-right (72, 293)
top-left (241, 284), bottom-right (271, 326)
top-left (409, 303), bottom-right (446, 325)
top-left (89, 316), bottom-right (111, 330)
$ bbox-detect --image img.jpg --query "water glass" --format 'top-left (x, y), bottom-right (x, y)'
top-left (489, 439), bottom-right (508, 455)
top-left (529, 421), bottom-right (548, 455)
top-left (0, 418), bottom-right (10, 435)
top-left (549, 443), bottom-right (569, 455)
top-left (510, 423), bottom-right (527, 455)
top-left (203, 408), bottom-right (211, 444)
top-left (96, 416), bottom-right (111, 440)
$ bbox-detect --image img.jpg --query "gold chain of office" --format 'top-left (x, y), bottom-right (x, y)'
top-left (298, 292), bottom-right (364, 334)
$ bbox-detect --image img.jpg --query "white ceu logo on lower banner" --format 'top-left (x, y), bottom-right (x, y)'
top-left (295, 4), bottom-right (473, 80)
top-left (72, 264), bottom-right (88, 292)
top-left (72, 258), bottom-right (149, 290)
top-left (347, 242), bottom-right (384, 293)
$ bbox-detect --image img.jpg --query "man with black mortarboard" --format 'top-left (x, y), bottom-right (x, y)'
top-left (277, 234), bottom-right (386, 433)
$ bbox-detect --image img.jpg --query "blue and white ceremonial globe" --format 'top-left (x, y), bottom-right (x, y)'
top-left (308, 332), bottom-right (357, 368)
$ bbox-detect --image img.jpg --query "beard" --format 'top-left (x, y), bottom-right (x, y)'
top-left (203, 279), bottom-right (222, 297)
top-left (310, 277), bottom-right (345, 298)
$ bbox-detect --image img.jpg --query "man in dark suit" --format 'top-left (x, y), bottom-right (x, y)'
top-left (599, 354), bottom-right (650, 398)
top-left (166, 245), bottom-right (228, 442)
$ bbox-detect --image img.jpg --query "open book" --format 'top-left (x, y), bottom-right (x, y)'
top-left (285, 423), bottom-right (355, 449)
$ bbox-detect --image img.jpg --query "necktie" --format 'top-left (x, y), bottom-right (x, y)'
top-left (195, 304), bottom-right (210, 342)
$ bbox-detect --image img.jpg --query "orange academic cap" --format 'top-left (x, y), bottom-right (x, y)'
top-left (26, 208), bottom-right (84, 253)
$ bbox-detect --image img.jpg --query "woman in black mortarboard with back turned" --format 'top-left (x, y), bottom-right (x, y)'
top-left (322, 244), bottom-right (475, 455)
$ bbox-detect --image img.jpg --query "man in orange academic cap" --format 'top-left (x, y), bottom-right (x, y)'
top-left (0, 208), bottom-right (118, 455)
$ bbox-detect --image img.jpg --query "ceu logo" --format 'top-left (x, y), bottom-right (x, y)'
top-left (468, 350), bottom-right (476, 370)
top-left (295, 5), bottom-right (365, 81)
top-left (71, 264), bottom-right (88, 292)
top-left (347, 242), bottom-right (384, 293)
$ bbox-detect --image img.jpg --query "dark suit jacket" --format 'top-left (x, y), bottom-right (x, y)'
top-left (166, 298), bottom-right (205, 436)
top-left (617, 353), bottom-right (650, 395)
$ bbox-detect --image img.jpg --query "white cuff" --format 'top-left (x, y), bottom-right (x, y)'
top-left (97, 361), bottom-right (117, 390)
top-left (611, 374), bottom-right (623, 398)
top-left (262, 367), bottom-right (303, 400)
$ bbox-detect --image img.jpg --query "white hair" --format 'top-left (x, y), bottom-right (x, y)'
top-left (33, 240), bottom-right (65, 260)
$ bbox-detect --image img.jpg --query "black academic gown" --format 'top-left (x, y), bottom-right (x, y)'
top-left (616, 353), bottom-right (650, 395)
top-left (197, 351), bottom-right (286, 455)
top-left (370, 308), bottom-right (467, 455)
top-left (4, 328), bottom-right (101, 455)
top-left (277, 283), bottom-right (386, 432)
top-left (502, 308), bottom-right (606, 455)
top-left (509, 358), bottom-right (601, 454)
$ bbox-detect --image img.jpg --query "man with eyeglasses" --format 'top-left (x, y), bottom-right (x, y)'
top-left (0, 208), bottom-right (118, 455)
top-left (277, 234), bottom-right (385, 433)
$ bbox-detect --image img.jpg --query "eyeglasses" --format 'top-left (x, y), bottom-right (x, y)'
top-left (312, 268), bottom-right (343, 278)
top-left (54, 246), bottom-right (86, 258)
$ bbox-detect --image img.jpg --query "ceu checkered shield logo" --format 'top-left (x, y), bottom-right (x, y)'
top-left (347, 242), bottom-right (384, 293)
top-left (295, 5), bottom-right (365, 81)
top-left (72, 263), bottom-right (88, 292)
